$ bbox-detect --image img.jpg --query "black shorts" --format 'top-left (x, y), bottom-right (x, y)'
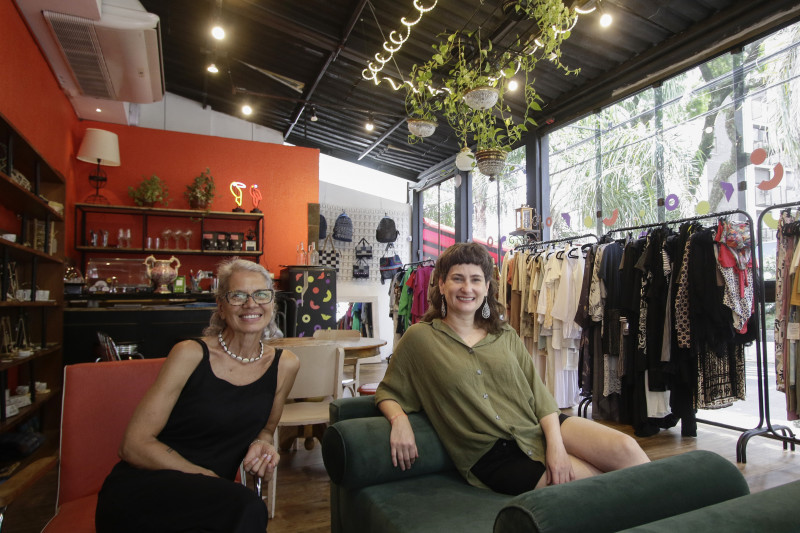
top-left (470, 413), bottom-right (569, 495)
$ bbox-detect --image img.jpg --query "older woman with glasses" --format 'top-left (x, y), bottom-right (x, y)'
top-left (96, 258), bottom-right (299, 533)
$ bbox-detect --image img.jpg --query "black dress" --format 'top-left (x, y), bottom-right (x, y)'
top-left (96, 339), bottom-right (281, 533)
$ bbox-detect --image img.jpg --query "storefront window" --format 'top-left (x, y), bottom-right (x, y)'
top-left (421, 178), bottom-right (456, 259)
top-left (471, 145), bottom-right (527, 263)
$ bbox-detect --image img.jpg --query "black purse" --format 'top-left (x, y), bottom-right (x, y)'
top-left (355, 237), bottom-right (373, 259)
top-left (353, 258), bottom-right (370, 279)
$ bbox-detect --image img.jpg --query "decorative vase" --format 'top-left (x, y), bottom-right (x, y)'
top-left (190, 198), bottom-right (209, 210)
top-left (475, 148), bottom-right (508, 176)
top-left (455, 147), bottom-right (476, 171)
top-left (407, 118), bottom-right (437, 138)
top-left (144, 255), bottom-right (181, 294)
top-left (463, 86), bottom-right (499, 110)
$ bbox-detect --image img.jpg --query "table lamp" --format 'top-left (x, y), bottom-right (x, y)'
top-left (77, 128), bottom-right (120, 204)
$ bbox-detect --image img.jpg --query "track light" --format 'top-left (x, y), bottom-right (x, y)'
top-left (310, 107), bottom-right (318, 122)
top-left (365, 113), bottom-right (375, 131)
top-left (207, 63), bottom-right (219, 73)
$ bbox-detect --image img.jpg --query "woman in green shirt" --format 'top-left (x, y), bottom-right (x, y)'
top-left (375, 242), bottom-right (649, 494)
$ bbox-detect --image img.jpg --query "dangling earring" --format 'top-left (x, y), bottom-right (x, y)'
top-left (441, 295), bottom-right (447, 318)
top-left (481, 297), bottom-right (491, 319)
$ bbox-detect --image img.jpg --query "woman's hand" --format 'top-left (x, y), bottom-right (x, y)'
top-left (389, 414), bottom-right (418, 471)
top-left (243, 439), bottom-right (279, 480)
top-left (544, 441), bottom-right (574, 486)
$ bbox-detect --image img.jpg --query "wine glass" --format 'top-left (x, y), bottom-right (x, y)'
top-left (161, 229), bottom-right (173, 250)
top-left (174, 230), bottom-right (184, 250)
top-left (183, 229), bottom-right (193, 250)
top-left (125, 228), bottom-right (132, 248)
top-left (117, 228), bottom-right (125, 248)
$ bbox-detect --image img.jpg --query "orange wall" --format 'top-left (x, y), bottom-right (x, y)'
top-left (71, 123), bottom-right (319, 274)
top-left (2, 2), bottom-right (318, 276)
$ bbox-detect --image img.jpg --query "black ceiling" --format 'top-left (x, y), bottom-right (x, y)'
top-left (139, 0), bottom-right (800, 184)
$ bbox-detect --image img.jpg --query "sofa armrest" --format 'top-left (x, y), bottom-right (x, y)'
top-left (493, 450), bottom-right (749, 533)
top-left (323, 411), bottom-right (454, 489)
top-left (329, 396), bottom-right (381, 424)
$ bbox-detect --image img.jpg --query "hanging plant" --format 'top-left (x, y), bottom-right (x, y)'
top-left (404, 63), bottom-right (441, 142)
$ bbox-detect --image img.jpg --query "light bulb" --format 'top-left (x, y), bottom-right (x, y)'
top-left (207, 63), bottom-right (219, 73)
top-left (242, 105), bottom-right (252, 116)
top-left (600, 13), bottom-right (612, 27)
top-left (365, 114), bottom-right (375, 131)
top-left (310, 108), bottom-right (319, 122)
top-left (508, 79), bottom-right (519, 91)
top-left (211, 25), bottom-right (225, 40)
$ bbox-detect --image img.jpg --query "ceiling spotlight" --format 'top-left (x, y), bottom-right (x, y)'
top-left (242, 104), bottom-right (253, 116)
top-left (95, 108), bottom-right (102, 113)
top-left (207, 63), bottom-right (219, 73)
top-left (365, 113), bottom-right (375, 131)
top-left (508, 79), bottom-right (519, 91)
top-left (211, 24), bottom-right (225, 40)
top-left (310, 107), bottom-right (319, 122)
top-left (598, 3), bottom-right (612, 28)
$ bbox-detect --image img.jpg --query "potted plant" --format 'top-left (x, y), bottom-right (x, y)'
top-left (184, 167), bottom-right (215, 209)
top-left (128, 174), bottom-right (170, 207)
top-left (405, 63), bottom-right (441, 141)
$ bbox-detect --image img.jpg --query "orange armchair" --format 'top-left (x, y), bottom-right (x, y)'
top-left (42, 358), bottom-right (165, 531)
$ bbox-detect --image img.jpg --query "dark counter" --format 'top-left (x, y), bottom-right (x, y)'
top-left (64, 299), bottom-right (217, 365)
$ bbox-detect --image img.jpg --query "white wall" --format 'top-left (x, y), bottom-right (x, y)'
top-left (320, 181), bottom-right (411, 360)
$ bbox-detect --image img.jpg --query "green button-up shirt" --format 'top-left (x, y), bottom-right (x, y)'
top-left (375, 319), bottom-right (560, 488)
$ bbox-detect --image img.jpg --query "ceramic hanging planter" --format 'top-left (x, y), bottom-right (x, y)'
top-left (475, 148), bottom-right (507, 176)
top-left (455, 147), bottom-right (476, 171)
top-left (407, 118), bottom-right (437, 138)
top-left (463, 86), bottom-right (499, 110)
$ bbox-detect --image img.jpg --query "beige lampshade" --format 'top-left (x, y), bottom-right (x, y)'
top-left (76, 129), bottom-right (120, 166)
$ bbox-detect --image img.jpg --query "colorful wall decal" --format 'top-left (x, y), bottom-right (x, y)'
top-left (750, 148), bottom-right (767, 165)
top-left (756, 162), bottom-right (784, 190)
top-left (665, 194), bottom-right (680, 211)
top-left (545, 216), bottom-right (553, 227)
top-left (764, 212), bottom-right (779, 229)
top-left (602, 209), bottom-right (619, 227)
top-left (695, 200), bottom-right (710, 215)
top-left (583, 215), bottom-right (594, 228)
top-left (720, 181), bottom-right (734, 202)
top-left (561, 213), bottom-right (571, 227)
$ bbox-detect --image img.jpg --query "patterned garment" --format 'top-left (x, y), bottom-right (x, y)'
top-left (696, 343), bottom-right (746, 409)
top-left (719, 264), bottom-right (754, 332)
top-left (775, 212), bottom-right (796, 391)
top-left (675, 239), bottom-right (692, 349)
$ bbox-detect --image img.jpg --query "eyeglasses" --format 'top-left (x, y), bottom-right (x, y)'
top-left (224, 289), bottom-right (275, 306)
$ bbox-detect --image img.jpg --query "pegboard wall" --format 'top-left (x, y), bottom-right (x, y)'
top-left (319, 205), bottom-right (410, 283)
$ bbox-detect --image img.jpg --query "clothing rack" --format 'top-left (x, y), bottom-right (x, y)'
top-left (600, 208), bottom-right (795, 462)
top-left (514, 233), bottom-right (599, 251)
top-left (403, 259), bottom-right (435, 269)
top-left (738, 200), bottom-right (800, 461)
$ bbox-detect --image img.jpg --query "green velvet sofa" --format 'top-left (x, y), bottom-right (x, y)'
top-left (323, 396), bottom-right (800, 533)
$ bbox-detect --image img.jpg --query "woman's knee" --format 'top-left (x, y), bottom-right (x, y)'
top-left (612, 433), bottom-right (649, 467)
top-left (230, 483), bottom-right (269, 532)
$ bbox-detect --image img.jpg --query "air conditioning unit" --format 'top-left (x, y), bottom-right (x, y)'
top-left (16, 0), bottom-right (164, 110)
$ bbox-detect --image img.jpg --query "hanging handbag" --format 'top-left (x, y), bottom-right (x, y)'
top-left (352, 258), bottom-right (370, 279)
top-left (333, 211), bottom-right (353, 242)
top-left (376, 215), bottom-right (400, 243)
top-left (355, 237), bottom-right (373, 259)
top-left (318, 235), bottom-right (340, 272)
top-left (379, 243), bottom-right (402, 284)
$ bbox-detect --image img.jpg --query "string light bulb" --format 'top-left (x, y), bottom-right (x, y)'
top-left (365, 113), bottom-right (375, 131)
top-left (598, 3), bottom-right (612, 28)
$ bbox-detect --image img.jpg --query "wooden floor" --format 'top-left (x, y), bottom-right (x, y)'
top-left (6, 360), bottom-right (800, 532)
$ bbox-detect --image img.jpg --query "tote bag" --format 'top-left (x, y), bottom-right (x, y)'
top-left (318, 235), bottom-right (340, 272)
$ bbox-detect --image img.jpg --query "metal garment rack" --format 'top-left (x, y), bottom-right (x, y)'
top-left (514, 233), bottom-right (599, 417)
top-left (737, 200), bottom-right (800, 462)
top-left (599, 208), bottom-right (795, 462)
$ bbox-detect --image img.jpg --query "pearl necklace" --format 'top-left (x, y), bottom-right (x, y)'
top-left (218, 332), bottom-right (264, 364)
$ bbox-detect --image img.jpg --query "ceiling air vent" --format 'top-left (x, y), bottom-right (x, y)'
top-left (43, 11), bottom-right (115, 100)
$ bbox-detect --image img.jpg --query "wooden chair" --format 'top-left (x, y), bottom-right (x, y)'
top-left (312, 329), bottom-right (361, 395)
top-left (273, 343), bottom-right (344, 516)
top-left (42, 358), bottom-right (262, 531)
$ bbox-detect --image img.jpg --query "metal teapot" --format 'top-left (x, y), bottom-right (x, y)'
top-left (144, 255), bottom-right (181, 294)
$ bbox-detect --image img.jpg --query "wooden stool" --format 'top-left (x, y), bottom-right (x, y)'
top-left (357, 382), bottom-right (379, 396)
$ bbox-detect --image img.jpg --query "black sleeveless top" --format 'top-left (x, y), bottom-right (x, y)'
top-left (157, 339), bottom-right (282, 479)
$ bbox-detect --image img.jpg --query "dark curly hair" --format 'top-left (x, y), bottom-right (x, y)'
top-left (421, 242), bottom-right (505, 334)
